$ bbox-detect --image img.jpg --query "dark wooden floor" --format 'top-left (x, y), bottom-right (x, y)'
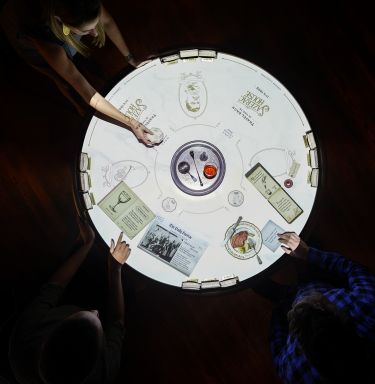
top-left (0, 0), bottom-right (374, 383)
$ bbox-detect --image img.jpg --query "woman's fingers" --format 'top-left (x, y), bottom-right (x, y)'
top-left (115, 232), bottom-right (123, 248)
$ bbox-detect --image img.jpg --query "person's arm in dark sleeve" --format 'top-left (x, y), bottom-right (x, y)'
top-left (308, 247), bottom-right (375, 332)
top-left (270, 304), bottom-right (289, 363)
top-left (107, 232), bottom-right (131, 324)
top-left (307, 247), bottom-right (375, 289)
top-left (103, 320), bottom-right (125, 383)
top-left (48, 220), bottom-right (95, 287)
top-left (278, 232), bottom-right (375, 298)
top-left (103, 232), bottom-right (131, 382)
top-left (14, 221), bottom-right (94, 332)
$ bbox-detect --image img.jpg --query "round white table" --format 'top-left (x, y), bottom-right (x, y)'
top-left (80, 50), bottom-right (319, 288)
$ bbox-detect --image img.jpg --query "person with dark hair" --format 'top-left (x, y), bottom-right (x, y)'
top-left (9, 220), bottom-right (131, 384)
top-left (268, 232), bottom-right (375, 384)
top-left (0, 0), bottom-right (153, 145)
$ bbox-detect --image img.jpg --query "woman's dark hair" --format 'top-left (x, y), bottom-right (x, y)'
top-left (47, 0), bottom-right (105, 56)
top-left (288, 293), bottom-right (375, 383)
top-left (39, 315), bottom-right (102, 384)
top-left (51, 0), bottom-right (102, 27)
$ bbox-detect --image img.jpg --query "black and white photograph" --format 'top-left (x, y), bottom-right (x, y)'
top-left (139, 224), bottom-right (182, 263)
top-left (138, 216), bottom-right (208, 276)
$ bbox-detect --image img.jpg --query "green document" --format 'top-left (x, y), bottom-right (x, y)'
top-left (245, 163), bottom-right (303, 224)
top-left (98, 181), bottom-right (155, 239)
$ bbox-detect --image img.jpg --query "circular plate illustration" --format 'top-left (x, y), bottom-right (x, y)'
top-left (228, 190), bottom-right (244, 207)
top-left (170, 140), bottom-right (226, 196)
top-left (224, 221), bottom-right (262, 260)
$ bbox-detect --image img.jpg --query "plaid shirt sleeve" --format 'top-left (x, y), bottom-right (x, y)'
top-left (308, 247), bottom-right (375, 339)
top-left (270, 307), bottom-right (323, 384)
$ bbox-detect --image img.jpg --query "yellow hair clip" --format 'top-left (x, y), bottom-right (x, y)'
top-left (62, 24), bottom-right (70, 36)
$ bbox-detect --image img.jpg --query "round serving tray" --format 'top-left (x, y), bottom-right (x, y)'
top-left (170, 140), bottom-right (226, 196)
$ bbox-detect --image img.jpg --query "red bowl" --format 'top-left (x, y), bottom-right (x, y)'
top-left (203, 164), bottom-right (217, 179)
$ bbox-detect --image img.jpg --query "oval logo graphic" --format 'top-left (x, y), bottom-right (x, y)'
top-left (179, 72), bottom-right (207, 118)
top-left (102, 160), bottom-right (149, 188)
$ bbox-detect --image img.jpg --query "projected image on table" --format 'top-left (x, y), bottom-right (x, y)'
top-left (170, 140), bottom-right (226, 196)
top-left (228, 190), bottom-right (244, 207)
top-left (179, 72), bottom-right (207, 118)
top-left (110, 191), bottom-right (131, 213)
top-left (102, 160), bottom-right (149, 188)
top-left (139, 224), bottom-right (181, 262)
top-left (162, 197), bottom-right (177, 212)
top-left (82, 51), bottom-right (319, 286)
top-left (224, 221), bottom-right (262, 260)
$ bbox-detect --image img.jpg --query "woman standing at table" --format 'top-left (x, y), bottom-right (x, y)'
top-left (1, 0), bottom-right (153, 145)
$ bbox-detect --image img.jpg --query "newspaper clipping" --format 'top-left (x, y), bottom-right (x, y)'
top-left (138, 216), bottom-right (208, 276)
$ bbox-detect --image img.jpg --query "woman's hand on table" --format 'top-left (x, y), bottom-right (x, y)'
top-left (131, 121), bottom-right (154, 146)
top-left (89, 93), bottom-right (153, 146)
top-left (278, 232), bottom-right (309, 260)
top-left (109, 232), bottom-right (131, 268)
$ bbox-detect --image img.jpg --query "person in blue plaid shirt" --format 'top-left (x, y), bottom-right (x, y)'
top-left (269, 232), bottom-right (375, 384)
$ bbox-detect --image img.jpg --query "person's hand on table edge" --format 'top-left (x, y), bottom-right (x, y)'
top-left (125, 52), bottom-right (152, 68)
top-left (136, 59), bottom-right (153, 68)
top-left (127, 58), bottom-right (137, 68)
top-left (125, 53), bottom-right (152, 68)
top-left (109, 232), bottom-right (131, 267)
top-left (278, 232), bottom-right (309, 260)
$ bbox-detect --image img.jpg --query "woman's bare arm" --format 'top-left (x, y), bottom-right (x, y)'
top-left (31, 39), bottom-right (152, 144)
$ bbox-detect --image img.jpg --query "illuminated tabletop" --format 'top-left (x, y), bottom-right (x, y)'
top-left (79, 50), bottom-right (319, 288)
